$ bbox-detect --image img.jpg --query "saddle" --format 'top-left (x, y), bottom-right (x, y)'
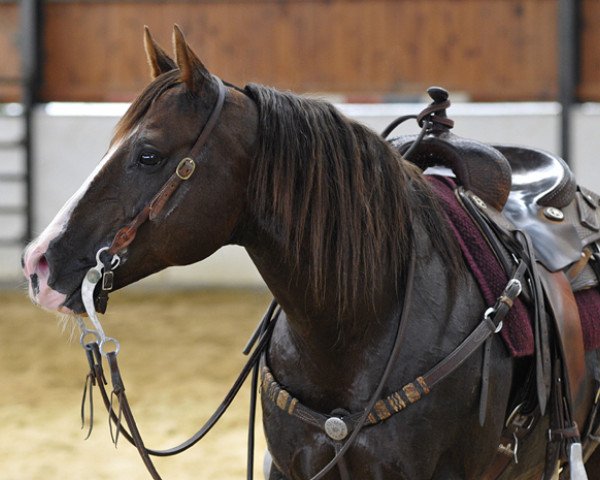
top-left (389, 88), bottom-right (600, 479)
top-left (391, 95), bottom-right (600, 294)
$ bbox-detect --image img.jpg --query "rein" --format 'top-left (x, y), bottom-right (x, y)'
top-left (79, 301), bottom-right (280, 477)
top-left (75, 75), bottom-right (241, 477)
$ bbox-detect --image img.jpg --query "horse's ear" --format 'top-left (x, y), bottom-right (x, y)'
top-left (172, 24), bottom-right (210, 92)
top-left (143, 26), bottom-right (176, 79)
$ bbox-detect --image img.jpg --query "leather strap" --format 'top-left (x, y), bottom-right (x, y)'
top-left (302, 248), bottom-right (419, 480)
top-left (82, 301), bottom-right (280, 465)
top-left (261, 260), bottom-right (527, 452)
top-left (458, 188), bottom-right (552, 414)
top-left (107, 352), bottom-right (163, 480)
top-left (108, 76), bottom-right (226, 257)
top-left (422, 262), bottom-right (525, 389)
top-left (539, 268), bottom-right (587, 428)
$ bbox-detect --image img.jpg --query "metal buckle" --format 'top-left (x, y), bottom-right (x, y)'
top-left (506, 402), bottom-right (535, 432)
top-left (484, 307), bottom-right (503, 333)
top-left (505, 278), bottom-right (523, 297)
top-left (176, 157), bottom-right (196, 180)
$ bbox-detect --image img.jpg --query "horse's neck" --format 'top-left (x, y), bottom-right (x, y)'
top-left (243, 222), bottom-right (408, 352)
top-left (244, 217), bottom-right (479, 409)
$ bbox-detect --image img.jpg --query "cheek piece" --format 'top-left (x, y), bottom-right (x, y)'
top-left (77, 75), bottom-right (225, 348)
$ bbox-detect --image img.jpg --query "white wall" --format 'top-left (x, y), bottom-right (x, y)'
top-left (2, 101), bottom-right (599, 288)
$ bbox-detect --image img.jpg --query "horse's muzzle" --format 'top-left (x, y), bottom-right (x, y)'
top-left (22, 244), bottom-right (72, 314)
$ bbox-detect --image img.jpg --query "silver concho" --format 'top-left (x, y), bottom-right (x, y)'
top-left (324, 417), bottom-right (348, 441)
top-left (543, 206), bottom-right (564, 221)
top-left (471, 194), bottom-right (487, 210)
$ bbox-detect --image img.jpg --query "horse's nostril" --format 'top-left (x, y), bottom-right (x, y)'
top-left (38, 255), bottom-right (49, 276)
top-left (20, 252), bottom-right (25, 269)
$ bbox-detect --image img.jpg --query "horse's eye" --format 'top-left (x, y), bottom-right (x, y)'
top-left (138, 152), bottom-right (161, 166)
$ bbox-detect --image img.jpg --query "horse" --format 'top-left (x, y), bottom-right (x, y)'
top-left (21, 26), bottom-right (600, 479)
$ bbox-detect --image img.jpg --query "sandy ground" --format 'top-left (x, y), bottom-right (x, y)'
top-left (0, 288), bottom-right (272, 480)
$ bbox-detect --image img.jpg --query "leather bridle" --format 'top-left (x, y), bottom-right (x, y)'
top-left (90, 75), bottom-right (226, 313)
top-left (75, 74), bottom-right (232, 479)
top-left (108, 75), bottom-right (227, 258)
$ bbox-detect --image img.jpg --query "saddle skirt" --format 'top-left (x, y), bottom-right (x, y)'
top-left (427, 174), bottom-right (600, 356)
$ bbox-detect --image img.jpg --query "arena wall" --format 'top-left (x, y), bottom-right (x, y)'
top-left (1, 0), bottom-right (600, 102)
top-left (2, 101), bottom-right (600, 288)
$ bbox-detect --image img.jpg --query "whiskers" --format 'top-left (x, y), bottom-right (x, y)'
top-left (57, 312), bottom-right (80, 342)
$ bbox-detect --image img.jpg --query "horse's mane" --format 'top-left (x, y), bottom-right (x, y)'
top-left (246, 84), bottom-right (461, 311)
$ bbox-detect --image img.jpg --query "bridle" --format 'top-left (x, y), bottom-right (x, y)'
top-left (73, 78), bottom-right (527, 480)
top-left (75, 74), bottom-right (229, 472)
top-left (107, 77), bottom-right (226, 257)
top-left (88, 75), bottom-right (227, 316)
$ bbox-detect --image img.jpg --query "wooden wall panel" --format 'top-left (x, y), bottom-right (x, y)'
top-left (38, 0), bottom-right (560, 102)
top-left (580, 0), bottom-right (600, 101)
top-left (0, 0), bottom-right (580, 103)
top-left (0, 3), bottom-right (22, 102)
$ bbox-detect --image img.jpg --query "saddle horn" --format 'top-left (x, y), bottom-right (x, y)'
top-left (391, 87), bottom-right (513, 211)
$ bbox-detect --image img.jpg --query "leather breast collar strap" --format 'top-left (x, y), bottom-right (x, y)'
top-left (261, 259), bottom-right (526, 480)
top-left (107, 75), bottom-right (227, 257)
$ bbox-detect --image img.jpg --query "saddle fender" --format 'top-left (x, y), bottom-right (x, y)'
top-left (538, 268), bottom-right (592, 429)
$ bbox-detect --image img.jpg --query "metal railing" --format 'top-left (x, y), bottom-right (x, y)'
top-left (0, 0), bottom-right (40, 248)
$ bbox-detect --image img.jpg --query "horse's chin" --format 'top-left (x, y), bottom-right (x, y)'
top-left (33, 298), bottom-right (81, 316)
top-left (60, 289), bottom-right (88, 315)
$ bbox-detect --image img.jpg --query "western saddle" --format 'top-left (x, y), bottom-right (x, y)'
top-left (390, 88), bottom-right (600, 480)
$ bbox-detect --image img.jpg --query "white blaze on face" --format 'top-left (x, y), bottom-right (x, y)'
top-left (22, 140), bottom-right (124, 313)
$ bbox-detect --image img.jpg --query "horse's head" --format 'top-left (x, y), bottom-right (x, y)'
top-left (22, 26), bottom-right (256, 314)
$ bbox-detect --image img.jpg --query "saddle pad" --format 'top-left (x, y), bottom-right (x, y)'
top-left (427, 175), bottom-right (600, 356)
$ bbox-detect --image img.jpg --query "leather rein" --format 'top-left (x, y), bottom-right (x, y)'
top-left (74, 79), bottom-right (527, 480)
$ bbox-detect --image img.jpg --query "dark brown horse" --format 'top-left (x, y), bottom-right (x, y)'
top-left (22, 26), bottom-right (600, 479)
